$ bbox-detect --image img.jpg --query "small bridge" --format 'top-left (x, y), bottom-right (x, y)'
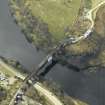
top-left (24, 28), bottom-right (93, 83)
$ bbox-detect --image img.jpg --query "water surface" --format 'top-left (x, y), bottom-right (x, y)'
top-left (0, 0), bottom-right (105, 105)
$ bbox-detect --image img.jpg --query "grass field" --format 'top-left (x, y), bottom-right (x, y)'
top-left (0, 63), bottom-right (15, 76)
top-left (92, 0), bottom-right (104, 8)
top-left (10, 0), bottom-right (81, 42)
top-left (28, 0), bottom-right (81, 40)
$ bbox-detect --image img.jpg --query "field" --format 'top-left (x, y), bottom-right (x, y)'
top-left (0, 63), bottom-right (15, 76)
top-left (92, 0), bottom-right (104, 8)
top-left (28, 0), bottom-right (81, 40)
top-left (9, 0), bottom-right (81, 49)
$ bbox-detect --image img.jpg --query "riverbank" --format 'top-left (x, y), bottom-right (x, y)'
top-left (9, 0), bottom-right (82, 51)
top-left (0, 58), bottom-right (24, 105)
top-left (7, 0), bottom-right (105, 104)
top-left (62, 0), bottom-right (105, 71)
top-left (8, 0), bottom-right (105, 64)
top-left (0, 57), bottom-right (88, 105)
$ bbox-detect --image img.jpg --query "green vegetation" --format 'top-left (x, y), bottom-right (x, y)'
top-left (92, 0), bottom-right (104, 8)
top-left (9, 0), bottom-right (81, 50)
top-left (0, 57), bottom-right (27, 76)
top-left (84, 0), bottom-right (92, 9)
top-left (25, 85), bottom-right (49, 105)
top-left (1, 57), bottom-right (89, 105)
top-left (41, 79), bottom-right (88, 105)
top-left (84, 0), bottom-right (104, 10)
top-left (8, 0), bottom-right (105, 104)
top-left (2, 80), bottom-right (22, 105)
top-left (0, 62), bottom-right (15, 77)
top-left (27, 0), bottom-right (81, 39)
top-left (0, 76), bottom-right (23, 105)
top-left (0, 86), bottom-right (7, 101)
top-left (0, 59), bottom-right (23, 105)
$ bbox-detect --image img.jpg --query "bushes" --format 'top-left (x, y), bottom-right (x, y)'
top-left (85, 0), bottom-right (92, 9)
top-left (0, 86), bottom-right (7, 101)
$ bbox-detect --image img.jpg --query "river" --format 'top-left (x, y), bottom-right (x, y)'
top-left (0, 0), bottom-right (105, 105)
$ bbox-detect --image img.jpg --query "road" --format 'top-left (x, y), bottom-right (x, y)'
top-left (34, 83), bottom-right (63, 105)
top-left (0, 60), bottom-right (25, 80)
top-left (86, 0), bottom-right (105, 28)
top-left (69, 0), bottom-right (105, 42)
top-left (7, 1), bottom-right (105, 105)
top-left (0, 59), bottom-right (63, 105)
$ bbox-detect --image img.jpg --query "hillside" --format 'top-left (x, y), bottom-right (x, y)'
top-left (9, 0), bottom-right (81, 50)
